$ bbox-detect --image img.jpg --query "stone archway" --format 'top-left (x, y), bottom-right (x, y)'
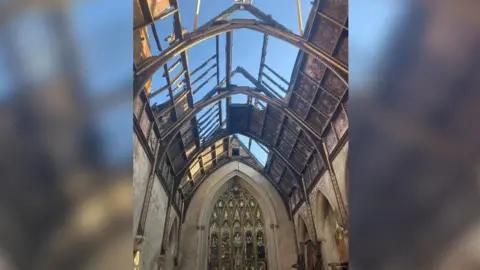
top-left (178, 161), bottom-right (296, 270)
top-left (315, 191), bottom-right (342, 267)
top-left (297, 216), bottom-right (312, 269)
top-left (315, 191), bottom-right (330, 240)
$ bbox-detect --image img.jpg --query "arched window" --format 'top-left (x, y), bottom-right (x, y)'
top-left (208, 184), bottom-right (267, 270)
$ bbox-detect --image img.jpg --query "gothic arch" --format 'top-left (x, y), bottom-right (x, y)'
top-left (319, 196), bottom-right (341, 265)
top-left (178, 161), bottom-right (296, 270)
top-left (315, 191), bottom-right (330, 239)
top-left (297, 215), bottom-right (308, 241)
top-left (296, 205), bottom-right (316, 243)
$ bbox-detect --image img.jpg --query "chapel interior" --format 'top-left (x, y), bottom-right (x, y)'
top-left (133, 0), bottom-right (349, 269)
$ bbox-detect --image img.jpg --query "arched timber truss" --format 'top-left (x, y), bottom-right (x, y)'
top-left (133, 0), bottom-right (349, 235)
top-left (134, 19), bottom-right (347, 94)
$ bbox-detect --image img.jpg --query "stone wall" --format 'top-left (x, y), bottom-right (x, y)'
top-left (134, 133), bottom-right (170, 270)
top-left (294, 141), bottom-right (348, 268)
top-left (133, 133), bottom-right (151, 234)
top-left (314, 141), bottom-right (348, 217)
top-left (142, 175), bottom-right (169, 270)
top-left (178, 162), bottom-right (296, 270)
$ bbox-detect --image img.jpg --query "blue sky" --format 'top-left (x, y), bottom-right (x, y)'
top-left (0, 0), bottom-right (405, 166)
top-left (147, 0), bottom-right (312, 105)
top-left (145, 0), bottom-right (314, 166)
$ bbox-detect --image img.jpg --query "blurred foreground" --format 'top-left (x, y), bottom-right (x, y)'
top-left (350, 1), bottom-right (480, 270)
top-left (0, 0), bottom-right (132, 269)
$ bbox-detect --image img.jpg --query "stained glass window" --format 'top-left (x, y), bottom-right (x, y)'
top-left (208, 184), bottom-right (267, 270)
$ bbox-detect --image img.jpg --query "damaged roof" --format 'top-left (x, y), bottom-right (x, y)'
top-left (133, 0), bottom-right (348, 210)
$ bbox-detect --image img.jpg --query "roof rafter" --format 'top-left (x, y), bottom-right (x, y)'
top-left (134, 19), bottom-right (347, 96)
top-left (134, 0), bottom-right (348, 206)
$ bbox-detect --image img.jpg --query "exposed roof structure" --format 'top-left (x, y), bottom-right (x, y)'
top-left (134, 0), bottom-right (348, 214)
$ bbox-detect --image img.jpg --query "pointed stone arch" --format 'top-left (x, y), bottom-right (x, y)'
top-left (178, 161), bottom-right (296, 270)
top-left (297, 203), bottom-right (316, 242)
top-left (297, 214), bottom-right (310, 243)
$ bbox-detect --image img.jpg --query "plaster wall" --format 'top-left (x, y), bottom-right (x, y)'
top-left (133, 134), bottom-right (151, 234)
top-left (142, 175), bottom-right (169, 270)
top-left (178, 161), bottom-right (296, 270)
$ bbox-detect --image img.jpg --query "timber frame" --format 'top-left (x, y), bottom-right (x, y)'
top-left (134, 0), bottom-right (348, 237)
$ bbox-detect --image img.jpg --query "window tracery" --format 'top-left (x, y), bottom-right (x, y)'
top-left (208, 184), bottom-right (267, 270)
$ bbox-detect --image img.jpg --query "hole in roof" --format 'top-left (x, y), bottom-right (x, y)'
top-left (237, 134), bottom-right (269, 167)
top-left (231, 93), bottom-right (248, 104)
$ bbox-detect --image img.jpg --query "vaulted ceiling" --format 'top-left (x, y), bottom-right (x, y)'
top-left (133, 0), bottom-right (348, 212)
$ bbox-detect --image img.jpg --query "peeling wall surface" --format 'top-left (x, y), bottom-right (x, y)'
top-left (133, 134), bottom-right (151, 234)
top-left (178, 162), bottom-right (296, 270)
top-left (142, 175), bottom-right (168, 270)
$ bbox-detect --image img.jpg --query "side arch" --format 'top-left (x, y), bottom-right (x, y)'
top-left (178, 161), bottom-right (296, 270)
top-left (297, 214), bottom-right (310, 243)
top-left (319, 194), bottom-right (341, 266)
top-left (175, 130), bottom-right (299, 197)
top-left (297, 215), bottom-right (315, 269)
top-left (297, 204), bottom-right (316, 242)
top-left (161, 217), bottom-right (179, 270)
